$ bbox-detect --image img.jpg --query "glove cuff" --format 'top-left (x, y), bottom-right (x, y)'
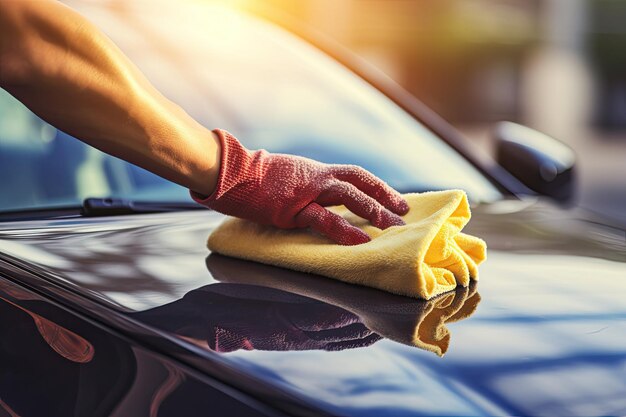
top-left (190, 129), bottom-right (254, 205)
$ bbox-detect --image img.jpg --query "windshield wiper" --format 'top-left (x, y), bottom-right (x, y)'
top-left (81, 198), bottom-right (206, 217)
top-left (0, 198), bottom-right (207, 222)
top-left (0, 205), bottom-right (84, 222)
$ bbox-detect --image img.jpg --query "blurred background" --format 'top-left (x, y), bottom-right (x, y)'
top-left (247, 0), bottom-right (625, 222)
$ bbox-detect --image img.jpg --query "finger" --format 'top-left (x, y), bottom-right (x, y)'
top-left (325, 333), bottom-right (383, 351)
top-left (291, 309), bottom-right (361, 331)
top-left (331, 165), bottom-right (409, 215)
top-left (295, 202), bottom-right (371, 245)
top-left (304, 323), bottom-right (374, 342)
top-left (317, 182), bottom-right (405, 229)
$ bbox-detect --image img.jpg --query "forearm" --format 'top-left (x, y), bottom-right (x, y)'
top-left (0, 0), bottom-right (220, 196)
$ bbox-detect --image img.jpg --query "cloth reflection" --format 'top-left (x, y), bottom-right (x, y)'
top-left (139, 254), bottom-right (480, 356)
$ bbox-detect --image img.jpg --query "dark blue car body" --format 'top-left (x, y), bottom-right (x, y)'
top-left (1, 1), bottom-right (625, 416)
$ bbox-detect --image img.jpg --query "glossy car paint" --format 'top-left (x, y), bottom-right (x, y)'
top-left (0, 270), bottom-right (279, 417)
top-left (1, 199), bottom-right (625, 416)
top-left (2, 2), bottom-right (625, 415)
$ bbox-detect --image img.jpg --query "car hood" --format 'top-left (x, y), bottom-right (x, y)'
top-left (0, 199), bottom-right (625, 416)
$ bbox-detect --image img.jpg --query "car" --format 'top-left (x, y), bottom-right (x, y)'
top-left (1, 1), bottom-right (625, 416)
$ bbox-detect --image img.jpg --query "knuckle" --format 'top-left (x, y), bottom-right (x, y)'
top-left (325, 178), bottom-right (342, 189)
top-left (353, 165), bottom-right (369, 177)
top-left (338, 164), bottom-right (362, 176)
top-left (335, 183), bottom-right (355, 198)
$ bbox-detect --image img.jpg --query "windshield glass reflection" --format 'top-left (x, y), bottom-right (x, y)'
top-left (0, 2), bottom-right (500, 214)
top-left (136, 254), bottom-right (480, 356)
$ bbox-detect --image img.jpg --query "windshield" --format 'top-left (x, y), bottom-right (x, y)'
top-left (0, 1), bottom-right (500, 213)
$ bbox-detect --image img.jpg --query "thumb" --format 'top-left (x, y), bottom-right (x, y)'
top-left (296, 202), bottom-right (370, 245)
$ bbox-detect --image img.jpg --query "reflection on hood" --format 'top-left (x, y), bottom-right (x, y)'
top-left (0, 279), bottom-right (137, 417)
top-left (137, 254), bottom-right (480, 356)
top-left (0, 280), bottom-right (94, 363)
top-left (137, 283), bottom-right (382, 353)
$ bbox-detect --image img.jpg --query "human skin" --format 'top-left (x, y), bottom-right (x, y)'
top-left (0, 0), bottom-right (408, 244)
top-left (0, 0), bottom-right (221, 196)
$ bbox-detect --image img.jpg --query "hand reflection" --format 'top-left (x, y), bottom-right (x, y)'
top-left (205, 254), bottom-right (481, 356)
top-left (136, 284), bottom-right (381, 352)
top-left (138, 254), bottom-right (480, 356)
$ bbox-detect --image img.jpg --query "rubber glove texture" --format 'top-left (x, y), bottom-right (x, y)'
top-left (191, 130), bottom-right (409, 245)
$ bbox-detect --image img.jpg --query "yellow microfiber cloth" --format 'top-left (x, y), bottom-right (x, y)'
top-left (208, 189), bottom-right (487, 300)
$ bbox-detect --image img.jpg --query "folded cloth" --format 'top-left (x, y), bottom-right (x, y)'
top-left (208, 190), bottom-right (487, 300)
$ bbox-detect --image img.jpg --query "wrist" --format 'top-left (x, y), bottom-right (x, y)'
top-left (190, 129), bottom-right (257, 205)
top-left (187, 129), bottom-right (222, 197)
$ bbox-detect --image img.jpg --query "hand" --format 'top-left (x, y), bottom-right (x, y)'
top-left (136, 284), bottom-right (381, 353)
top-left (191, 130), bottom-right (410, 245)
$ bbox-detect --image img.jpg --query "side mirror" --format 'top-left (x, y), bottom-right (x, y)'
top-left (494, 122), bottom-right (576, 204)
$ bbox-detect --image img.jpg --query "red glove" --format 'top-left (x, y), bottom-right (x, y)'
top-left (191, 130), bottom-right (409, 245)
